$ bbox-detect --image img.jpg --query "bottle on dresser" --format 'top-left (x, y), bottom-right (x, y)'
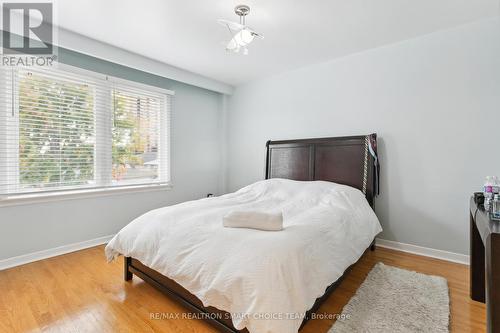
top-left (493, 194), bottom-right (500, 221)
top-left (485, 176), bottom-right (500, 219)
top-left (484, 176), bottom-right (499, 212)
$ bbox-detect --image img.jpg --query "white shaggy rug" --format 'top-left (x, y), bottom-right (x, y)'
top-left (329, 262), bottom-right (449, 333)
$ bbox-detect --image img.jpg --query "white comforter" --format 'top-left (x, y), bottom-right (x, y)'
top-left (105, 179), bottom-right (382, 333)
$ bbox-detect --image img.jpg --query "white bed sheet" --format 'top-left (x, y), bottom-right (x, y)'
top-left (105, 179), bottom-right (382, 333)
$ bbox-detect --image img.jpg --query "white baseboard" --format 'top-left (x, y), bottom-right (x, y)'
top-left (376, 238), bottom-right (470, 265)
top-left (0, 235), bottom-right (114, 271)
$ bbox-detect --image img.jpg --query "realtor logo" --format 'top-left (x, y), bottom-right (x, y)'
top-left (1, 2), bottom-right (56, 66)
top-left (2, 2), bottom-right (53, 54)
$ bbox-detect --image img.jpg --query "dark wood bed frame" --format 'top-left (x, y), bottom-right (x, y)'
top-left (124, 134), bottom-right (379, 333)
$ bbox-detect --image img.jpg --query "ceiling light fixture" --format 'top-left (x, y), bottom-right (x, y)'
top-left (218, 5), bottom-right (263, 55)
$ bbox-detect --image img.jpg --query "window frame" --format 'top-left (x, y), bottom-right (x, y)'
top-left (0, 63), bottom-right (173, 206)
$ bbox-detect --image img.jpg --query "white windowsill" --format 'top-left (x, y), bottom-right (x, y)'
top-left (0, 183), bottom-right (173, 207)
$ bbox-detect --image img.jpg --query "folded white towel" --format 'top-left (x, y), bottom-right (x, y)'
top-left (223, 210), bottom-right (283, 231)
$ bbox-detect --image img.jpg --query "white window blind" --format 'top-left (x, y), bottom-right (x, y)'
top-left (0, 65), bottom-right (172, 198)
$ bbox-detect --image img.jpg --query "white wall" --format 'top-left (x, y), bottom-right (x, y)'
top-left (0, 81), bottom-right (224, 260)
top-left (226, 17), bottom-right (500, 255)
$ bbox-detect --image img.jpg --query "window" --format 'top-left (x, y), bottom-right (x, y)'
top-left (0, 65), bottom-right (172, 199)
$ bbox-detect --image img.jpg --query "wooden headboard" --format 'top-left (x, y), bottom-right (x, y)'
top-left (265, 134), bottom-right (378, 207)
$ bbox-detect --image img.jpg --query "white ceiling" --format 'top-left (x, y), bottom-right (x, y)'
top-left (56, 0), bottom-right (499, 86)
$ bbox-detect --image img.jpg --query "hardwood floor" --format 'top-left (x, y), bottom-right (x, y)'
top-left (0, 245), bottom-right (485, 333)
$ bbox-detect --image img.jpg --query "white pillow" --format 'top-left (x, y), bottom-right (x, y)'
top-left (223, 210), bottom-right (283, 231)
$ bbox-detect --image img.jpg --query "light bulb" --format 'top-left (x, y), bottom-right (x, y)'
top-left (234, 29), bottom-right (254, 46)
top-left (226, 38), bottom-right (238, 51)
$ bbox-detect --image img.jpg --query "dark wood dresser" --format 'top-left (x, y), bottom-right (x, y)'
top-left (470, 196), bottom-right (500, 333)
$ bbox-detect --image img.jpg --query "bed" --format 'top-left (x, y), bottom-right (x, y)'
top-left (106, 134), bottom-right (381, 333)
